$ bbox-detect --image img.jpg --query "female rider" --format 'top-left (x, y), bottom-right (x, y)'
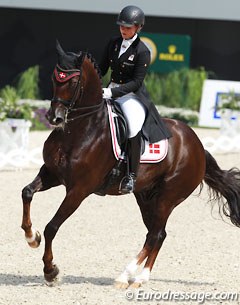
top-left (99, 5), bottom-right (171, 194)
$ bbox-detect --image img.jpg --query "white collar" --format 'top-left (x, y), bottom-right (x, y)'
top-left (119, 34), bottom-right (138, 58)
top-left (122, 34), bottom-right (138, 47)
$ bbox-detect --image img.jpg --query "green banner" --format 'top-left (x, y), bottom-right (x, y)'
top-left (140, 32), bottom-right (191, 73)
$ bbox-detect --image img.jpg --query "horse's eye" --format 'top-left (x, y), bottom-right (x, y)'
top-left (69, 81), bottom-right (77, 88)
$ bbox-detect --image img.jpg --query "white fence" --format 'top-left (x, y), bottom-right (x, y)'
top-left (0, 116), bottom-right (239, 170)
top-left (0, 119), bottom-right (43, 169)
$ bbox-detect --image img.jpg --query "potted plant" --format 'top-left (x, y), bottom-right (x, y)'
top-left (0, 67), bottom-right (39, 167)
top-left (0, 87), bottom-right (32, 159)
top-left (0, 85), bottom-right (33, 121)
top-left (0, 65), bottom-right (40, 122)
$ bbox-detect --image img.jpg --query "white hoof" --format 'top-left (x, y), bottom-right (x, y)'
top-left (130, 268), bottom-right (150, 287)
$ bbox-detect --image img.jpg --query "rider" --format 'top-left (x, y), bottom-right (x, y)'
top-left (99, 5), bottom-right (171, 194)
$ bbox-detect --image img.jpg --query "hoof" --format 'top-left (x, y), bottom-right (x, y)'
top-left (27, 231), bottom-right (41, 248)
top-left (114, 280), bottom-right (129, 289)
top-left (129, 280), bottom-right (142, 288)
top-left (44, 265), bottom-right (60, 286)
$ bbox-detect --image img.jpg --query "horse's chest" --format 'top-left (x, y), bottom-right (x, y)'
top-left (44, 146), bottom-right (67, 169)
top-left (55, 147), bottom-right (67, 168)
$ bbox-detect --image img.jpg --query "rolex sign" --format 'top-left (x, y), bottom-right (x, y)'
top-left (140, 32), bottom-right (191, 73)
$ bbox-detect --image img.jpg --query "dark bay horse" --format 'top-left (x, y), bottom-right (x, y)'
top-left (21, 43), bottom-right (240, 288)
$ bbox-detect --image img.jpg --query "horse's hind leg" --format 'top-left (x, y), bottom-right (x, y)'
top-left (114, 239), bottom-right (152, 289)
top-left (21, 165), bottom-right (60, 248)
top-left (130, 191), bottom-right (188, 288)
top-left (115, 193), bottom-right (173, 288)
top-left (114, 195), bottom-right (154, 288)
top-left (131, 225), bottom-right (168, 288)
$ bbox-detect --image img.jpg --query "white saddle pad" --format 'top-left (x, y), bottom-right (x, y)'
top-left (107, 101), bottom-right (168, 163)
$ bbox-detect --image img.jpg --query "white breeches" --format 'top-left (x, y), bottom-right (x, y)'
top-left (109, 83), bottom-right (146, 138)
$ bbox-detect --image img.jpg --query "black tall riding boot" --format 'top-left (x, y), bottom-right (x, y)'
top-left (120, 132), bottom-right (141, 194)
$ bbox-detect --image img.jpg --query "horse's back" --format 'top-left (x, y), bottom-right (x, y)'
top-left (136, 118), bottom-right (206, 194)
top-left (163, 117), bottom-right (205, 153)
top-left (163, 117), bottom-right (205, 168)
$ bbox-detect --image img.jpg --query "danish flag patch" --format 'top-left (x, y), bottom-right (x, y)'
top-left (53, 65), bottom-right (81, 83)
top-left (59, 72), bottom-right (67, 79)
top-left (149, 143), bottom-right (160, 154)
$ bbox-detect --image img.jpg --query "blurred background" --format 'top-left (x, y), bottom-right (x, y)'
top-left (0, 0), bottom-right (240, 133)
top-left (0, 1), bottom-right (240, 97)
top-left (0, 1), bottom-right (239, 167)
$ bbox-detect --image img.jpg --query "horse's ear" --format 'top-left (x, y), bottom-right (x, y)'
top-left (76, 52), bottom-right (85, 68)
top-left (56, 39), bottom-right (65, 57)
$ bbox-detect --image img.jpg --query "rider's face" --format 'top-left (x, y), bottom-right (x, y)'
top-left (119, 25), bottom-right (139, 40)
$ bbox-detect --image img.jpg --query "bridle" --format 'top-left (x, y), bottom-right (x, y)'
top-left (51, 64), bottom-right (104, 123)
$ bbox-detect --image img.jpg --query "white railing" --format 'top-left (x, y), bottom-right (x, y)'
top-left (0, 115), bottom-right (239, 170)
top-left (0, 119), bottom-right (43, 169)
top-left (203, 109), bottom-right (240, 153)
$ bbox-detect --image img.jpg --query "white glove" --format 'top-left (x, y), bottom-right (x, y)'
top-left (102, 88), bottom-right (112, 99)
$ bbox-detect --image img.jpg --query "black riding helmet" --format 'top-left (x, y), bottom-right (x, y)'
top-left (116, 5), bottom-right (145, 28)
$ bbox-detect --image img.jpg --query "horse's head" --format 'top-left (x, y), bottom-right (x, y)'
top-left (46, 41), bottom-right (103, 128)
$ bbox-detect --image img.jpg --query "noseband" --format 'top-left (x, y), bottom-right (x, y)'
top-left (51, 64), bottom-right (104, 122)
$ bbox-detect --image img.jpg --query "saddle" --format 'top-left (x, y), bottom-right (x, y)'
top-left (109, 100), bottom-right (145, 155)
top-left (110, 101), bottom-right (128, 150)
top-left (94, 100), bottom-right (168, 196)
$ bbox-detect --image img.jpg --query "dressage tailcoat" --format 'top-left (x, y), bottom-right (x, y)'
top-left (99, 35), bottom-right (171, 143)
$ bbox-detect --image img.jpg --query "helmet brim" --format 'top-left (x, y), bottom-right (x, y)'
top-left (116, 21), bottom-right (134, 28)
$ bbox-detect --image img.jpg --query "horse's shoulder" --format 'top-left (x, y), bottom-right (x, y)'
top-left (43, 129), bottom-right (63, 147)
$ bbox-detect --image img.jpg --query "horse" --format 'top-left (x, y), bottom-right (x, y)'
top-left (21, 42), bottom-right (240, 288)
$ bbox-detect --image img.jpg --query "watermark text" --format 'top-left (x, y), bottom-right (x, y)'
top-left (125, 289), bottom-right (239, 304)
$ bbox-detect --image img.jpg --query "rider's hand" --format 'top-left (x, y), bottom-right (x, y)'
top-left (102, 88), bottom-right (112, 99)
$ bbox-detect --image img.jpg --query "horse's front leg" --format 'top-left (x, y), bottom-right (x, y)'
top-left (21, 165), bottom-right (60, 248)
top-left (42, 187), bottom-right (86, 285)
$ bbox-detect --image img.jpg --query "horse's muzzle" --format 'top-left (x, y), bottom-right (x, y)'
top-left (46, 107), bottom-right (65, 126)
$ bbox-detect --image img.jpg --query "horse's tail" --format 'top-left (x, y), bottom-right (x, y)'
top-left (203, 149), bottom-right (240, 227)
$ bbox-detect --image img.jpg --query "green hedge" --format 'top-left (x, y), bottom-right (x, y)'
top-left (144, 67), bottom-right (208, 111)
top-left (0, 65), bottom-right (209, 128)
top-left (103, 67), bottom-right (208, 112)
top-left (102, 67), bottom-right (208, 125)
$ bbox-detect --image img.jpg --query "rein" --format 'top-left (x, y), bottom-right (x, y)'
top-left (52, 64), bottom-right (104, 122)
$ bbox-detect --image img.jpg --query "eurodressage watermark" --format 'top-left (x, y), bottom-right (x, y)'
top-left (125, 289), bottom-right (239, 304)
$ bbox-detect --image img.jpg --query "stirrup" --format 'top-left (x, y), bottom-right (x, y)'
top-left (119, 174), bottom-right (136, 194)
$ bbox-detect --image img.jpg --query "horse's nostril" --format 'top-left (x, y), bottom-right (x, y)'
top-left (55, 117), bottom-right (64, 124)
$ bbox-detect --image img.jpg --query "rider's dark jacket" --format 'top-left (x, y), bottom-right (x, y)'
top-left (99, 35), bottom-right (171, 143)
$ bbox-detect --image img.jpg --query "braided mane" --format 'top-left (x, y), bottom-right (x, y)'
top-left (84, 52), bottom-right (102, 82)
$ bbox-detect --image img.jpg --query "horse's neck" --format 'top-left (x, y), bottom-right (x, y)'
top-left (63, 102), bottom-right (109, 146)
top-left (61, 58), bottom-right (109, 143)
top-left (81, 60), bottom-right (102, 106)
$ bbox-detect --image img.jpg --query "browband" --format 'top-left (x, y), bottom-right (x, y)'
top-left (53, 64), bottom-right (81, 83)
